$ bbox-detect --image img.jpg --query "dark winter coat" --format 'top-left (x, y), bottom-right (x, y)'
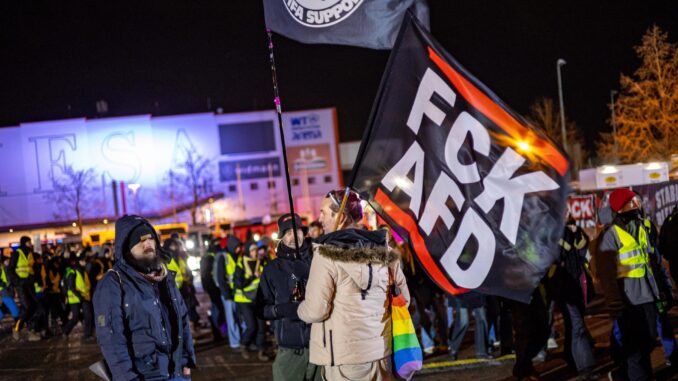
top-left (255, 238), bottom-right (313, 349)
top-left (660, 207), bottom-right (678, 287)
top-left (215, 235), bottom-right (240, 300)
top-left (93, 215), bottom-right (196, 381)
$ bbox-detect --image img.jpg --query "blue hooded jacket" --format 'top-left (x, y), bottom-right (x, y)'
top-left (94, 215), bottom-right (196, 380)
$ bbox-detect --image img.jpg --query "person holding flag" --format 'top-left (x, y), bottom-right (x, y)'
top-left (297, 189), bottom-right (409, 380)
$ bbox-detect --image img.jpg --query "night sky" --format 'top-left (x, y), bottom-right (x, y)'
top-left (2, 1), bottom-right (677, 153)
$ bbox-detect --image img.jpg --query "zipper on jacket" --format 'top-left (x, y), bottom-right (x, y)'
top-left (329, 330), bottom-right (335, 366)
top-left (322, 321), bottom-right (326, 347)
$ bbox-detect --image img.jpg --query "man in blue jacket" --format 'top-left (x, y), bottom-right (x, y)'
top-left (94, 215), bottom-right (196, 380)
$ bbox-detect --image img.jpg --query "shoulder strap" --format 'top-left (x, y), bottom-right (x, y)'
top-left (107, 269), bottom-right (125, 308)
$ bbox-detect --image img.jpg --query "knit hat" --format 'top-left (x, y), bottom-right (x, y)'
top-left (277, 213), bottom-right (308, 237)
top-left (609, 188), bottom-right (637, 213)
top-left (126, 224), bottom-right (154, 253)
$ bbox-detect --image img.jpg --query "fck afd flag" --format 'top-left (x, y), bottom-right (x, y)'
top-left (263, 0), bottom-right (429, 50)
top-left (351, 12), bottom-right (571, 303)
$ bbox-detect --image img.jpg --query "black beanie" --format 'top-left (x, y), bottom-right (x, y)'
top-left (126, 224), bottom-right (154, 253)
top-left (20, 236), bottom-right (31, 246)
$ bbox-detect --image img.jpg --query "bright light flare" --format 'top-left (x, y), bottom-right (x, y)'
top-left (271, 232), bottom-right (279, 240)
top-left (253, 233), bottom-right (261, 241)
top-left (185, 239), bottom-right (195, 250)
top-left (517, 141), bottom-right (531, 152)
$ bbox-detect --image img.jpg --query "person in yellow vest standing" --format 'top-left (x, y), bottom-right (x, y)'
top-left (62, 254), bottom-right (93, 340)
top-left (234, 242), bottom-right (268, 361)
top-left (0, 256), bottom-right (20, 324)
top-left (8, 236), bottom-right (41, 341)
top-left (597, 189), bottom-right (666, 380)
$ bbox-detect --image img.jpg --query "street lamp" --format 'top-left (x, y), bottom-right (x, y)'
top-left (610, 90), bottom-right (619, 163)
top-left (556, 59), bottom-right (568, 152)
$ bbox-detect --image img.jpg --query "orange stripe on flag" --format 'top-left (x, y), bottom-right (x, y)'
top-left (375, 188), bottom-right (467, 296)
top-left (427, 47), bottom-right (569, 176)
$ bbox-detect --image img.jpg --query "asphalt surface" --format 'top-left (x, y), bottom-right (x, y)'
top-left (0, 292), bottom-right (677, 381)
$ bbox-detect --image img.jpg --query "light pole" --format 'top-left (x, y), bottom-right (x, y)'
top-left (610, 90), bottom-right (618, 163)
top-left (556, 59), bottom-right (568, 152)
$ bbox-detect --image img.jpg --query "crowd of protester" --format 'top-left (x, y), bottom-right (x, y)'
top-left (1, 187), bottom-right (678, 380)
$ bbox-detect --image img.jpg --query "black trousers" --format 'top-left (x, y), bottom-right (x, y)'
top-left (617, 303), bottom-right (657, 381)
top-left (560, 301), bottom-right (595, 374)
top-left (62, 303), bottom-right (81, 335)
top-left (82, 301), bottom-right (94, 338)
top-left (44, 293), bottom-right (66, 331)
top-left (510, 291), bottom-right (550, 378)
top-left (236, 303), bottom-right (264, 349)
top-left (16, 280), bottom-right (41, 331)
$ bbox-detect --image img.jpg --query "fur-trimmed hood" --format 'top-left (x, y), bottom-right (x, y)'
top-left (313, 228), bottom-right (400, 265)
top-left (315, 244), bottom-right (400, 265)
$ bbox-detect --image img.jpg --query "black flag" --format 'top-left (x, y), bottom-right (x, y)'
top-left (351, 12), bottom-right (570, 303)
top-left (263, 0), bottom-right (429, 50)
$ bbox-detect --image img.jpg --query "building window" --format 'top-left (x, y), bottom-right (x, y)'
top-left (267, 180), bottom-right (276, 189)
top-left (324, 175), bottom-right (333, 183)
top-left (250, 182), bottom-right (259, 191)
top-left (292, 178), bottom-right (300, 186)
top-left (308, 177), bottom-right (316, 185)
top-left (228, 184), bottom-right (237, 192)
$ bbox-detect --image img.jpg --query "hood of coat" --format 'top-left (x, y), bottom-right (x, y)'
top-left (226, 235), bottom-right (242, 255)
top-left (314, 229), bottom-right (399, 291)
top-left (114, 215), bottom-right (167, 266)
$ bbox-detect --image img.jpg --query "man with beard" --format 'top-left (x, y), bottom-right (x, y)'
top-left (256, 213), bottom-right (319, 380)
top-left (94, 215), bottom-right (196, 380)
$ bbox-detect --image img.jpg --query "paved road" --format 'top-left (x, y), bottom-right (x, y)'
top-left (0, 294), bottom-right (676, 381)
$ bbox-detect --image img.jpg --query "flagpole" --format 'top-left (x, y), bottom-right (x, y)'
top-left (266, 29), bottom-right (301, 257)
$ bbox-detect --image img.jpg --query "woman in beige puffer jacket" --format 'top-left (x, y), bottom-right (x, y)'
top-left (297, 228), bottom-right (410, 381)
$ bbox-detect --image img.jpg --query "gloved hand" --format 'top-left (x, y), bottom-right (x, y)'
top-left (275, 303), bottom-right (299, 319)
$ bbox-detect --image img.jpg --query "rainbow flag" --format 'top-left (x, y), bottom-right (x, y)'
top-left (392, 293), bottom-right (422, 380)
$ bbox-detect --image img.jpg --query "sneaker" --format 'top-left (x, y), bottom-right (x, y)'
top-left (547, 338), bottom-right (558, 349)
top-left (12, 330), bottom-right (20, 341)
top-left (423, 346), bottom-right (435, 355)
top-left (450, 351), bottom-right (458, 361)
top-left (533, 351), bottom-right (546, 363)
top-left (27, 331), bottom-right (41, 342)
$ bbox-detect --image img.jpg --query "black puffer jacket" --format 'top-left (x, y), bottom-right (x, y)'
top-left (255, 238), bottom-right (313, 349)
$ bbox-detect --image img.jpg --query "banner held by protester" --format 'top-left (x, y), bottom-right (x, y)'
top-left (263, 0), bottom-right (429, 50)
top-left (350, 12), bottom-right (570, 303)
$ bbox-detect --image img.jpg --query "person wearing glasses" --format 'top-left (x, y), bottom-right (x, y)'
top-left (298, 189), bottom-right (409, 380)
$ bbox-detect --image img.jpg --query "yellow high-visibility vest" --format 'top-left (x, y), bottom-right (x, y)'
top-left (66, 268), bottom-right (91, 304)
top-left (167, 258), bottom-right (185, 289)
top-left (0, 267), bottom-right (7, 291)
top-left (613, 222), bottom-right (652, 279)
top-left (15, 249), bottom-right (33, 279)
top-left (234, 257), bottom-right (262, 303)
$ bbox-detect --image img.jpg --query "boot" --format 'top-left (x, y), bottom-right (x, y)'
top-left (240, 346), bottom-right (250, 360)
top-left (12, 329), bottom-right (20, 341)
top-left (257, 350), bottom-right (270, 361)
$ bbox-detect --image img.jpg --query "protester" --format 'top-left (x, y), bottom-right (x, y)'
top-left (510, 281), bottom-right (551, 381)
top-left (234, 242), bottom-right (268, 361)
top-left (215, 235), bottom-right (243, 349)
top-left (0, 256), bottom-right (20, 325)
top-left (448, 292), bottom-right (492, 360)
top-left (45, 254), bottom-right (66, 336)
top-left (62, 254), bottom-right (93, 340)
top-left (256, 213), bottom-right (319, 380)
top-left (8, 236), bottom-right (42, 341)
top-left (551, 215), bottom-right (596, 379)
top-left (596, 189), bottom-right (665, 380)
top-left (298, 189), bottom-right (409, 380)
top-left (94, 215), bottom-right (195, 380)
top-left (308, 220), bottom-right (324, 239)
top-left (200, 240), bottom-right (226, 342)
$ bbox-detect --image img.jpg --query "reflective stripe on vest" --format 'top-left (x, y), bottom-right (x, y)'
top-left (15, 249), bottom-right (31, 279)
top-left (168, 258), bottom-right (184, 289)
top-left (613, 224), bottom-right (651, 279)
top-left (234, 257), bottom-right (261, 303)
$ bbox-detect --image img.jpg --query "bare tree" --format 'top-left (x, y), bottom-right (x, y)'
top-left (597, 25), bottom-right (678, 164)
top-left (170, 147), bottom-right (213, 225)
top-left (46, 165), bottom-right (97, 236)
top-left (527, 97), bottom-right (588, 170)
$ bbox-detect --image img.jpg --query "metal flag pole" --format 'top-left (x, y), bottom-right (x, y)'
top-left (333, 186), bottom-right (351, 231)
top-left (266, 29), bottom-right (301, 257)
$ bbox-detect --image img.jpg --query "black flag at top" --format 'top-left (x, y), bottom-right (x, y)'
top-left (350, 12), bottom-right (570, 303)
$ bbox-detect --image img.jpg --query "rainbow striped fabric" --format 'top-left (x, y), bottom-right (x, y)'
top-left (391, 292), bottom-right (422, 380)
